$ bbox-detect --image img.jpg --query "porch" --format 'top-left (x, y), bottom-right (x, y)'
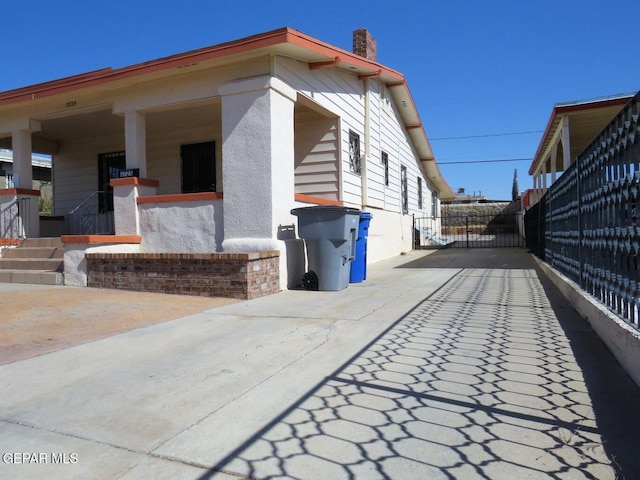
top-left (0, 73), bottom-right (346, 294)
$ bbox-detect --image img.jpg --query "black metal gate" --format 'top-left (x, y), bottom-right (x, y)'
top-left (415, 213), bottom-right (525, 248)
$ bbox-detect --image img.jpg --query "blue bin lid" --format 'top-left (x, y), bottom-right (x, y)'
top-left (360, 212), bottom-right (373, 219)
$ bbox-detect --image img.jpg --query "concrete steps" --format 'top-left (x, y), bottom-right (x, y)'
top-left (0, 238), bottom-right (64, 285)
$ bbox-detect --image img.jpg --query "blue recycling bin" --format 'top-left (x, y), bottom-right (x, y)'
top-left (350, 211), bottom-right (373, 283)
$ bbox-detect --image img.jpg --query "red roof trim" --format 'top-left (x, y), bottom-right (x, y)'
top-left (0, 27), bottom-right (405, 107)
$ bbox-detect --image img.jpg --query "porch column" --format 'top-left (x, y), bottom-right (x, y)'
top-left (11, 123), bottom-right (40, 189)
top-left (8, 123), bottom-right (41, 237)
top-left (551, 145), bottom-right (557, 184)
top-left (124, 110), bottom-right (147, 178)
top-left (542, 161), bottom-right (548, 190)
top-left (219, 76), bottom-right (297, 288)
top-left (561, 116), bottom-right (571, 170)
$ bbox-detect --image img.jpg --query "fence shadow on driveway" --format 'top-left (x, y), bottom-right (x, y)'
top-left (196, 249), bottom-right (640, 479)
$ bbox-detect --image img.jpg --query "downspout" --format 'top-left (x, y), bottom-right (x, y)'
top-left (362, 78), bottom-right (370, 209)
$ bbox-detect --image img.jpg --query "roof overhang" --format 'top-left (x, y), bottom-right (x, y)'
top-left (0, 27), bottom-right (455, 199)
top-left (529, 93), bottom-right (634, 176)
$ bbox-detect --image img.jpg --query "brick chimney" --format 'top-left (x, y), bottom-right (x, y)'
top-left (353, 29), bottom-right (377, 61)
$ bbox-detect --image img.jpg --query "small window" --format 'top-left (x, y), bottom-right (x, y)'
top-left (381, 152), bottom-right (389, 186)
top-left (349, 131), bottom-right (361, 174)
top-left (401, 165), bottom-right (408, 214)
top-left (417, 177), bottom-right (423, 209)
top-left (6, 174), bottom-right (14, 189)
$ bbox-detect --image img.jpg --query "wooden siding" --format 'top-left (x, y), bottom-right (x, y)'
top-left (53, 134), bottom-right (124, 216)
top-left (277, 56), bottom-right (435, 215)
top-left (276, 57), bottom-right (365, 207)
top-left (294, 109), bottom-right (339, 201)
top-left (53, 106), bottom-right (221, 215)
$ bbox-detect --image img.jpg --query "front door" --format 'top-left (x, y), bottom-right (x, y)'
top-left (98, 151), bottom-right (126, 212)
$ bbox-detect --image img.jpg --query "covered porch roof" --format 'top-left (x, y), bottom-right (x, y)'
top-left (529, 93), bottom-right (634, 177)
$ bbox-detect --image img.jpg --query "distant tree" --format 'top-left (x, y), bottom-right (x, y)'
top-left (512, 169), bottom-right (519, 202)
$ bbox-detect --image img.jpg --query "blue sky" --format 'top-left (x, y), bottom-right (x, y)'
top-left (3, 1), bottom-right (639, 200)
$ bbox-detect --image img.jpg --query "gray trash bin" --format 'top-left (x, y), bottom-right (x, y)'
top-left (291, 205), bottom-right (360, 291)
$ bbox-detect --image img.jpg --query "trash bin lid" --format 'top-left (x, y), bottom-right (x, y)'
top-left (291, 206), bottom-right (360, 216)
top-left (360, 212), bottom-right (373, 219)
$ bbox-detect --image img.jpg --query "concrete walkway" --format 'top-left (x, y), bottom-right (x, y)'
top-left (0, 248), bottom-right (639, 479)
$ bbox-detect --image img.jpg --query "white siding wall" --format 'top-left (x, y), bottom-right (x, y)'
top-left (146, 118), bottom-right (221, 196)
top-left (365, 79), bottom-right (385, 210)
top-left (53, 133), bottom-right (124, 216)
top-left (294, 110), bottom-right (340, 200)
top-left (278, 57), bottom-right (436, 216)
top-left (53, 121), bottom-right (220, 216)
top-left (277, 57), bottom-right (365, 207)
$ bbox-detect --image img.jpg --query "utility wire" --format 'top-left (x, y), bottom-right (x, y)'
top-left (431, 130), bottom-right (543, 140)
top-left (438, 157), bottom-right (533, 165)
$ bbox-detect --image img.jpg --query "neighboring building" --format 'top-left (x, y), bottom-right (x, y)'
top-left (0, 149), bottom-right (51, 191)
top-left (445, 188), bottom-right (486, 204)
top-left (526, 93), bottom-right (634, 208)
top-left (0, 27), bottom-right (454, 293)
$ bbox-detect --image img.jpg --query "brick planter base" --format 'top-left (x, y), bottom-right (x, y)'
top-left (86, 251), bottom-right (280, 299)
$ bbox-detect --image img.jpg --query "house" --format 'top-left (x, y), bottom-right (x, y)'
top-left (0, 27), bottom-right (454, 297)
top-left (525, 93), bottom-right (634, 208)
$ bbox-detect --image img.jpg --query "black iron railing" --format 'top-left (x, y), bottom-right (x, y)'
top-left (526, 91), bottom-right (640, 329)
top-left (65, 191), bottom-right (115, 235)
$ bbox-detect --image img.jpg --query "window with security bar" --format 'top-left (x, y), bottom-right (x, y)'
top-left (381, 151), bottom-right (389, 186)
top-left (401, 165), bottom-right (408, 214)
top-left (349, 130), bottom-right (361, 174)
top-left (417, 177), bottom-right (423, 209)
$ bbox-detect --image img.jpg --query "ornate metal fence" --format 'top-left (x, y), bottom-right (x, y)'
top-left (526, 92), bottom-right (640, 329)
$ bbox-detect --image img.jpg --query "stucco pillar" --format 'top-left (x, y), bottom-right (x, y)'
top-left (111, 177), bottom-right (159, 235)
top-left (124, 110), bottom-right (147, 178)
top-left (11, 123), bottom-right (39, 189)
top-left (7, 123), bottom-right (41, 237)
top-left (219, 75), bottom-right (297, 289)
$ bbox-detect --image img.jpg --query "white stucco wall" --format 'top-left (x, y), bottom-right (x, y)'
top-left (364, 208), bottom-right (415, 262)
top-left (64, 243), bottom-right (140, 286)
top-left (138, 199), bottom-right (222, 253)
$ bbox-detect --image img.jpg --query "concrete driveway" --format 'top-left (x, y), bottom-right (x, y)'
top-left (1, 248), bottom-right (639, 479)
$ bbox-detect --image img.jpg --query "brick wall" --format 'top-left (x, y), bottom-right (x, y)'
top-left (353, 29), bottom-right (377, 61)
top-left (86, 251), bottom-right (279, 300)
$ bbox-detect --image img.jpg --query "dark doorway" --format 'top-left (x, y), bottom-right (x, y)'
top-left (181, 141), bottom-right (216, 193)
top-left (97, 151), bottom-right (126, 213)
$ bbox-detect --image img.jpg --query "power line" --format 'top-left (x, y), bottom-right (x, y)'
top-left (430, 130), bottom-right (543, 141)
top-left (438, 157), bottom-right (533, 165)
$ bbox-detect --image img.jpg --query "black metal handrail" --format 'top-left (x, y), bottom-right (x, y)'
top-left (0, 197), bottom-right (30, 243)
top-left (64, 191), bottom-right (115, 235)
